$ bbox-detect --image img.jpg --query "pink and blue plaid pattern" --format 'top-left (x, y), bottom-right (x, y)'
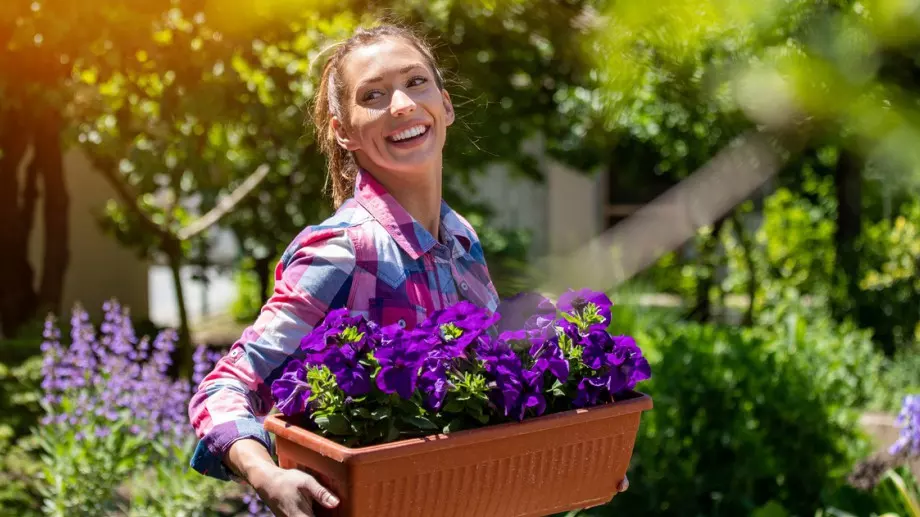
top-left (188, 170), bottom-right (500, 480)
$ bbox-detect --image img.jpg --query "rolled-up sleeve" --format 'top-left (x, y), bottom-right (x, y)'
top-left (188, 228), bottom-right (356, 480)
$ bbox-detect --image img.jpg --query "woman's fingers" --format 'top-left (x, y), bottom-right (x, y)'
top-left (297, 472), bottom-right (341, 509)
top-left (618, 475), bottom-right (630, 492)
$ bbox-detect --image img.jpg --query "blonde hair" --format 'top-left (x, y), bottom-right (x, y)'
top-left (312, 25), bottom-right (445, 208)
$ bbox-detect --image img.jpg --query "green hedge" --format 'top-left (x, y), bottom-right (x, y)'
top-left (588, 304), bottom-right (880, 516)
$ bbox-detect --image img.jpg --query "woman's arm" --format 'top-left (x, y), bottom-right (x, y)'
top-left (227, 438), bottom-right (340, 516)
top-left (188, 228), bottom-right (357, 481)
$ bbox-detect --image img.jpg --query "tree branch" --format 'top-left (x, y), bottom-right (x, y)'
top-left (177, 164), bottom-right (270, 241)
top-left (92, 156), bottom-right (174, 242)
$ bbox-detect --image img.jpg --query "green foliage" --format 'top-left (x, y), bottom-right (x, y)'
top-left (462, 211), bottom-right (535, 300)
top-left (123, 439), bottom-right (235, 517)
top-left (596, 306), bottom-right (878, 516)
top-left (37, 419), bottom-right (157, 516)
top-left (859, 200), bottom-right (920, 354)
top-left (230, 256), bottom-right (275, 323)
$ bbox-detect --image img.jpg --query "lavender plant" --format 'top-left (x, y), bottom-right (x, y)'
top-left (270, 289), bottom-right (651, 446)
top-left (890, 394), bottom-right (920, 459)
top-left (35, 301), bottom-right (250, 516)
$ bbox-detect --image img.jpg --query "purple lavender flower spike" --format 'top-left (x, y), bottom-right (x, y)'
top-left (271, 360), bottom-right (312, 417)
top-left (889, 394), bottom-right (920, 458)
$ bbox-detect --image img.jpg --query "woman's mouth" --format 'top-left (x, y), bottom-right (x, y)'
top-left (386, 124), bottom-right (430, 149)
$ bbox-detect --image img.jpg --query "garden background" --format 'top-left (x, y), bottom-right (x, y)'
top-left (1, 0), bottom-right (919, 515)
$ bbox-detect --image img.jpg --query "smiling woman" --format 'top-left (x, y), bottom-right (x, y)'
top-left (186, 24), bottom-right (622, 517)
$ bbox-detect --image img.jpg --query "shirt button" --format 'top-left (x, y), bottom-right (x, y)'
top-left (461, 282), bottom-right (469, 291)
top-left (398, 319), bottom-right (406, 328)
top-left (230, 349), bottom-right (240, 357)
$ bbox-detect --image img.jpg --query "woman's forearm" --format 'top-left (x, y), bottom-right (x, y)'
top-left (226, 438), bottom-right (278, 488)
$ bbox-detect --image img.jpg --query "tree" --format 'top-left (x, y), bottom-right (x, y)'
top-left (0, 0), bottom-right (187, 337)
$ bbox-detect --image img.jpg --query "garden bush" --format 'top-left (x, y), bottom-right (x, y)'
top-left (587, 302), bottom-right (880, 517)
top-left (0, 301), bottom-right (271, 517)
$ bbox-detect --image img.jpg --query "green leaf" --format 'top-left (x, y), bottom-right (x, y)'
top-left (400, 415), bottom-right (439, 431)
top-left (385, 422), bottom-right (401, 442)
top-left (442, 418), bottom-right (466, 434)
top-left (370, 407), bottom-right (390, 420)
top-left (350, 407), bottom-right (371, 419)
top-left (314, 414), bottom-right (351, 435)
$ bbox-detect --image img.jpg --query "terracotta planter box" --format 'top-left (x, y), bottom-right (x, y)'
top-left (264, 391), bottom-right (653, 517)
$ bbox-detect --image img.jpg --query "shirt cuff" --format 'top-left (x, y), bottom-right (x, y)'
top-left (189, 419), bottom-right (274, 482)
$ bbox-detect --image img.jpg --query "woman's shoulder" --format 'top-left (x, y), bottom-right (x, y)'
top-left (279, 199), bottom-right (373, 265)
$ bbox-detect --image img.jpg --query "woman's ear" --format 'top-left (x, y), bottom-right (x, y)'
top-left (331, 116), bottom-right (360, 151)
top-left (441, 90), bottom-right (455, 127)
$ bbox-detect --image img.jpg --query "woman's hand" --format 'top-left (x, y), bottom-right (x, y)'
top-left (249, 464), bottom-right (340, 517)
top-left (617, 475), bottom-right (630, 492)
top-left (227, 439), bottom-right (339, 517)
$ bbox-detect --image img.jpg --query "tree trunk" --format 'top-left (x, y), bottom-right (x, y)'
top-left (0, 108), bottom-right (38, 337)
top-left (167, 244), bottom-right (193, 378)
top-left (35, 109), bottom-right (69, 315)
top-left (732, 212), bottom-right (757, 326)
top-left (833, 150), bottom-right (862, 321)
top-left (255, 255), bottom-right (273, 306)
top-left (689, 217), bottom-right (728, 323)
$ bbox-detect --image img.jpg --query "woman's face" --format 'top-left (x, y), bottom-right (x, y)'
top-left (332, 37), bottom-right (454, 179)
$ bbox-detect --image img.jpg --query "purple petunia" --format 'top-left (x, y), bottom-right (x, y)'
top-left (374, 326), bottom-right (427, 399)
top-left (529, 338), bottom-right (570, 383)
top-left (264, 290), bottom-right (650, 440)
top-left (557, 288), bottom-right (613, 328)
top-left (424, 301), bottom-right (500, 353)
top-left (300, 308), bottom-right (376, 365)
top-left (271, 360), bottom-right (312, 417)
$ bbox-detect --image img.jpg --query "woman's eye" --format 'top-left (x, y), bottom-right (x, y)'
top-left (408, 76), bottom-right (427, 87)
top-left (362, 90), bottom-right (383, 102)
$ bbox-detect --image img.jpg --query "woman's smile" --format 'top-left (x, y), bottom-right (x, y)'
top-left (386, 123), bottom-right (432, 149)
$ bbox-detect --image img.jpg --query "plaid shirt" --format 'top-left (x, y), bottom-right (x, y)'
top-left (188, 170), bottom-right (500, 480)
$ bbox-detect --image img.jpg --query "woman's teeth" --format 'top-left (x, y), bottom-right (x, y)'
top-left (390, 125), bottom-right (428, 142)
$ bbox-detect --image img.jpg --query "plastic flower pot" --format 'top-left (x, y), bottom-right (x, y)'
top-left (264, 390), bottom-right (652, 517)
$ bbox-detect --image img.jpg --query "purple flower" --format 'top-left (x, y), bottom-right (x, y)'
top-left (573, 376), bottom-right (608, 408)
top-left (325, 347), bottom-right (371, 397)
top-left (890, 394), bottom-right (920, 458)
top-left (557, 289), bottom-right (613, 327)
top-left (374, 326), bottom-right (427, 399)
top-left (423, 301), bottom-right (500, 354)
top-left (513, 369), bottom-right (547, 420)
top-left (271, 360), bottom-right (312, 417)
top-left (475, 337), bottom-right (519, 374)
top-left (300, 308), bottom-right (376, 364)
top-left (496, 292), bottom-right (557, 333)
top-left (580, 330), bottom-right (615, 370)
top-left (529, 338), bottom-right (570, 382)
top-left (418, 365), bottom-right (449, 411)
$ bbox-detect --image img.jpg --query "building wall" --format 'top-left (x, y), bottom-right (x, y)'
top-left (545, 158), bottom-right (606, 256)
top-left (26, 148), bottom-right (150, 320)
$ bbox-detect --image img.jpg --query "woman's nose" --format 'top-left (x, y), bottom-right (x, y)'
top-left (390, 89), bottom-right (416, 117)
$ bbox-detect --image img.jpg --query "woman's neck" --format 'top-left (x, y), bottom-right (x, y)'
top-left (368, 165), bottom-right (443, 240)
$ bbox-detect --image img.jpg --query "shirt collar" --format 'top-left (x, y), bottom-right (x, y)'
top-left (353, 169), bottom-right (473, 260)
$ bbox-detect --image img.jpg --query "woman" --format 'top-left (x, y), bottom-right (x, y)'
top-left (188, 24), bottom-right (626, 517)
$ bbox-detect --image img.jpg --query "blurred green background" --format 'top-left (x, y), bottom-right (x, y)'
top-left (2, 0), bottom-right (919, 515)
